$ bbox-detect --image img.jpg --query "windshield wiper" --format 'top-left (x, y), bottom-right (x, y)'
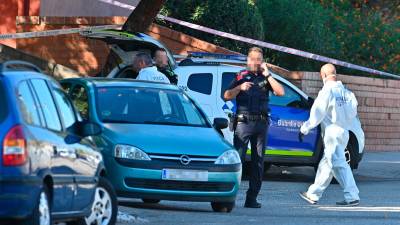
top-left (143, 121), bottom-right (190, 126)
top-left (102, 119), bottom-right (138, 124)
top-left (143, 121), bottom-right (207, 127)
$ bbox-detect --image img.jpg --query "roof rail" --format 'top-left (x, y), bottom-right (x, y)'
top-left (187, 51), bottom-right (246, 61)
top-left (179, 58), bottom-right (223, 66)
top-left (178, 58), bottom-right (246, 67)
top-left (0, 60), bottom-right (42, 73)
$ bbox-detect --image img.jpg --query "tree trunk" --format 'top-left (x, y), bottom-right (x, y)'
top-left (122, 0), bottom-right (166, 33)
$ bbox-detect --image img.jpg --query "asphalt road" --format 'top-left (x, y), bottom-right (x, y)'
top-left (116, 152), bottom-right (400, 225)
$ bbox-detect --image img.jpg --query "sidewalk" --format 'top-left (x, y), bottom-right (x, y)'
top-left (355, 151), bottom-right (400, 181)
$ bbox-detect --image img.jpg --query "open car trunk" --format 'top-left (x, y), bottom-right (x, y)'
top-left (80, 29), bottom-right (176, 77)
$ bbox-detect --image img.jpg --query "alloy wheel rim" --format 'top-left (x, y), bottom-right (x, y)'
top-left (85, 187), bottom-right (112, 225)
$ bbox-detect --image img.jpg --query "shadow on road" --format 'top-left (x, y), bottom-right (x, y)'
top-left (119, 201), bottom-right (212, 213)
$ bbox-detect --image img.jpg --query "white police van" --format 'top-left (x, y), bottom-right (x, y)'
top-left (174, 52), bottom-right (365, 170)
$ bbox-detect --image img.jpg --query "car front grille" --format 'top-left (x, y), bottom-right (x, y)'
top-left (124, 178), bottom-right (235, 192)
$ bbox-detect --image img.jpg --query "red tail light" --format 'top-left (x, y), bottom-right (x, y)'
top-left (2, 125), bottom-right (27, 166)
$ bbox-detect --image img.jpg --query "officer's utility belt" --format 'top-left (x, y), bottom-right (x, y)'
top-left (237, 113), bottom-right (267, 122)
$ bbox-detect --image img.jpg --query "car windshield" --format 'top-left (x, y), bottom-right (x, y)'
top-left (96, 87), bottom-right (209, 127)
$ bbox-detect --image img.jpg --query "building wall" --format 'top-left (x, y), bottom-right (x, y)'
top-left (40, 0), bottom-right (139, 17)
top-left (288, 72), bottom-right (400, 152)
top-left (0, 0), bottom-right (19, 47)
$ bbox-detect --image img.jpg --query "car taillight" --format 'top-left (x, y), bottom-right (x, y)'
top-left (2, 125), bottom-right (27, 166)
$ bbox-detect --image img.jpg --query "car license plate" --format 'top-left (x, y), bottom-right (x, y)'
top-left (162, 169), bottom-right (208, 182)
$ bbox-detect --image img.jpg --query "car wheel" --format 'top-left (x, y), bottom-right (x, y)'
top-left (263, 163), bottom-right (272, 173)
top-left (141, 199), bottom-right (161, 204)
top-left (22, 187), bottom-right (51, 225)
top-left (346, 135), bottom-right (360, 170)
top-left (74, 177), bottom-right (117, 225)
top-left (211, 202), bottom-right (235, 213)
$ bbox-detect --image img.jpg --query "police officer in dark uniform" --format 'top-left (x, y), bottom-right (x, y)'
top-left (154, 48), bottom-right (178, 84)
top-left (224, 47), bottom-right (284, 208)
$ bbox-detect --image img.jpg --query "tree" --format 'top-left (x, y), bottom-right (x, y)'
top-left (99, 0), bottom-right (166, 76)
top-left (123, 0), bottom-right (166, 33)
top-left (160, 0), bottom-right (265, 54)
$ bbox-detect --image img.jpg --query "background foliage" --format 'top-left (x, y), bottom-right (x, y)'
top-left (159, 0), bottom-right (399, 76)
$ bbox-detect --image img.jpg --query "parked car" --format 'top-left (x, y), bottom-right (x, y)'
top-left (174, 56), bottom-right (365, 171)
top-left (80, 29), bottom-right (177, 78)
top-left (60, 78), bottom-right (242, 213)
top-left (0, 61), bottom-right (117, 225)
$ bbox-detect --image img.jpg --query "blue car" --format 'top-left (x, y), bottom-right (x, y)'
top-left (0, 61), bottom-right (117, 225)
top-left (60, 78), bottom-right (242, 213)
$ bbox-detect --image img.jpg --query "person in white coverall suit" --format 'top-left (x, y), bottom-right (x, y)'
top-left (299, 64), bottom-right (360, 206)
top-left (133, 52), bottom-right (171, 84)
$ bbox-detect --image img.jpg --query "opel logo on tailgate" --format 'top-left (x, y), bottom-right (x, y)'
top-left (180, 155), bottom-right (191, 165)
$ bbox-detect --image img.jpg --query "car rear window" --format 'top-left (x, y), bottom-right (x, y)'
top-left (0, 80), bottom-right (8, 122)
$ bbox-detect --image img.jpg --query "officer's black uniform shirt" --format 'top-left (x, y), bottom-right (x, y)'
top-left (227, 70), bottom-right (272, 114)
top-left (157, 66), bottom-right (178, 85)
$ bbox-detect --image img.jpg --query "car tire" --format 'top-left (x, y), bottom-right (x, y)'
top-left (22, 187), bottom-right (51, 225)
top-left (263, 163), bottom-right (272, 173)
top-left (141, 199), bottom-right (161, 204)
top-left (73, 177), bottom-right (117, 225)
top-left (346, 135), bottom-right (360, 170)
top-left (211, 202), bottom-right (235, 213)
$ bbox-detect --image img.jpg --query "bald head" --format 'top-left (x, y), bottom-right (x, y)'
top-left (320, 64), bottom-right (337, 82)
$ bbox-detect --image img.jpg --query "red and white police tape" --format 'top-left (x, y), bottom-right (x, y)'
top-left (0, 25), bottom-right (120, 40)
top-left (157, 15), bottom-right (399, 79)
top-left (0, 10), bottom-right (397, 78)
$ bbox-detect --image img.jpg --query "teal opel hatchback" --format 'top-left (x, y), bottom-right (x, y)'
top-left (60, 78), bottom-right (242, 212)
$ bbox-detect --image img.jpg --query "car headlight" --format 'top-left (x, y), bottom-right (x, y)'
top-left (114, 144), bottom-right (151, 161)
top-left (215, 150), bottom-right (241, 165)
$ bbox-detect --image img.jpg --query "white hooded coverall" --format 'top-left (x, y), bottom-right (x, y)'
top-left (300, 80), bottom-right (360, 202)
top-left (136, 66), bottom-right (171, 84)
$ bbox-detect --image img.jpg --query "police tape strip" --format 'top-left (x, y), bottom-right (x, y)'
top-left (157, 15), bottom-right (399, 78)
top-left (0, 9), bottom-right (396, 78)
top-left (0, 25), bottom-right (121, 40)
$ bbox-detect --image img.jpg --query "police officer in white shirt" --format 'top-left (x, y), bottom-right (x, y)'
top-left (133, 52), bottom-right (171, 84)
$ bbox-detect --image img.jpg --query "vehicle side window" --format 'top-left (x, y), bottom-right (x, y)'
top-left (17, 81), bottom-right (41, 126)
top-left (116, 67), bottom-right (138, 79)
top-left (187, 73), bottom-right (213, 95)
top-left (61, 82), bottom-right (71, 93)
top-left (70, 85), bottom-right (89, 120)
top-left (30, 79), bottom-right (62, 131)
top-left (269, 82), bottom-right (305, 108)
top-left (221, 72), bottom-right (236, 99)
top-left (52, 87), bottom-right (77, 129)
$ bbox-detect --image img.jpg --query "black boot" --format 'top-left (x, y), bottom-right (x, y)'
top-left (244, 198), bottom-right (261, 208)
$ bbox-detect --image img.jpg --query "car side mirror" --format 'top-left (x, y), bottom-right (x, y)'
top-left (213, 118), bottom-right (228, 130)
top-left (78, 121), bottom-right (102, 137)
top-left (64, 122), bottom-right (102, 144)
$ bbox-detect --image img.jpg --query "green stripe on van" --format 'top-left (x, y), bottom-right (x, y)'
top-left (246, 149), bottom-right (313, 157)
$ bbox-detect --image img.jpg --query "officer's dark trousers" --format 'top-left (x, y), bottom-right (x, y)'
top-left (234, 120), bottom-right (268, 201)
